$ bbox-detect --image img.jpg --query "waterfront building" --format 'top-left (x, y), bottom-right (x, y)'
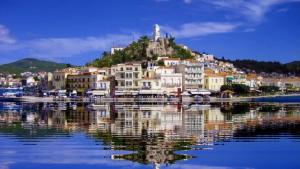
top-left (245, 73), bottom-right (263, 90)
top-left (284, 77), bottom-right (300, 89)
top-left (175, 60), bottom-right (204, 91)
top-left (154, 66), bottom-right (183, 95)
top-left (261, 78), bottom-right (284, 89)
top-left (6, 78), bottom-right (21, 87)
top-left (53, 68), bottom-right (78, 90)
top-left (23, 76), bottom-right (37, 87)
top-left (204, 69), bottom-right (225, 92)
top-left (262, 77), bottom-right (300, 91)
top-left (112, 62), bottom-right (143, 96)
top-left (231, 73), bottom-right (247, 85)
top-left (140, 73), bottom-right (163, 96)
top-left (67, 73), bottom-right (110, 96)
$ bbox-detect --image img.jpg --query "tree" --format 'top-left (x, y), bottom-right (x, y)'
top-left (259, 86), bottom-right (279, 93)
top-left (221, 85), bottom-right (233, 92)
top-left (221, 84), bottom-right (250, 95)
top-left (157, 60), bottom-right (164, 66)
top-left (231, 84), bottom-right (250, 95)
top-left (66, 63), bottom-right (72, 68)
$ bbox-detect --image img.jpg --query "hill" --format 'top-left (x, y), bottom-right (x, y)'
top-left (0, 58), bottom-right (71, 74)
top-left (218, 58), bottom-right (300, 75)
top-left (86, 36), bottom-right (193, 68)
top-left (86, 34), bottom-right (299, 75)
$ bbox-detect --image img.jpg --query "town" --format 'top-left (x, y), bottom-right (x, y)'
top-left (0, 25), bottom-right (300, 102)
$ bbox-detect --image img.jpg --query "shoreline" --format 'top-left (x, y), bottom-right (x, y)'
top-left (1, 93), bottom-right (299, 103)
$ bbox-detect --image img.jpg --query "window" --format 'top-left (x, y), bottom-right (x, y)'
top-left (134, 73), bottom-right (139, 78)
top-left (126, 81), bottom-right (132, 86)
top-left (126, 73), bottom-right (132, 78)
top-left (121, 73), bottom-right (125, 78)
top-left (135, 67), bottom-right (138, 71)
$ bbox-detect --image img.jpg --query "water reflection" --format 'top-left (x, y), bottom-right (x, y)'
top-left (0, 102), bottom-right (300, 169)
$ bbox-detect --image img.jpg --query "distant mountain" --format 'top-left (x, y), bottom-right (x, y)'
top-left (0, 58), bottom-right (71, 74)
top-left (218, 58), bottom-right (300, 75)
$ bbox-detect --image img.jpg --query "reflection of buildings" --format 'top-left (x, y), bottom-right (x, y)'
top-left (183, 105), bottom-right (206, 139)
top-left (112, 104), bottom-right (184, 136)
top-left (1, 103), bottom-right (300, 168)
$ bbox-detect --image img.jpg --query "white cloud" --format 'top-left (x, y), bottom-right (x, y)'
top-left (183, 0), bottom-right (192, 4)
top-left (155, 0), bottom-right (193, 3)
top-left (277, 7), bottom-right (289, 12)
top-left (161, 22), bottom-right (239, 38)
top-left (200, 0), bottom-right (300, 22)
top-left (0, 30), bottom-right (139, 60)
top-left (0, 25), bottom-right (16, 44)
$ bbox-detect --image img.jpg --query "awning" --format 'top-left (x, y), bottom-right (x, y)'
top-left (58, 90), bottom-right (67, 93)
top-left (181, 91), bottom-right (191, 96)
top-left (115, 90), bottom-right (139, 95)
top-left (189, 90), bottom-right (211, 95)
top-left (139, 90), bottom-right (163, 95)
top-left (90, 90), bottom-right (108, 96)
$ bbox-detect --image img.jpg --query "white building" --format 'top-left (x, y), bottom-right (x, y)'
top-left (25, 76), bottom-right (37, 87)
top-left (176, 60), bottom-right (204, 91)
top-left (110, 47), bottom-right (124, 55)
top-left (163, 58), bottom-right (180, 67)
top-left (154, 67), bottom-right (183, 95)
top-left (112, 62), bottom-right (143, 96)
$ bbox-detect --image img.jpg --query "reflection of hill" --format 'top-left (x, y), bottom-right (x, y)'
top-left (0, 123), bottom-right (70, 139)
top-left (92, 131), bottom-right (193, 165)
top-left (234, 120), bottom-right (300, 138)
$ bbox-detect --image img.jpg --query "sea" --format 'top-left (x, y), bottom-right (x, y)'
top-left (0, 97), bottom-right (299, 169)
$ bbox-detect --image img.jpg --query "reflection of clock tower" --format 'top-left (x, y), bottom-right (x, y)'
top-left (154, 163), bottom-right (160, 169)
top-left (153, 24), bottom-right (160, 41)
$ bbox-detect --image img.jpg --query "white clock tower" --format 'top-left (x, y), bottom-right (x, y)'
top-left (153, 24), bottom-right (160, 41)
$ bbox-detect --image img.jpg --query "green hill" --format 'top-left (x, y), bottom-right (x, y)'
top-left (0, 58), bottom-right (71, 74)
top-left (218, 58), bottom-right (300, 75)
top-left (86, 34), bottom-right (299, 75)
top-left (86, 36), bottom-right (193, 68)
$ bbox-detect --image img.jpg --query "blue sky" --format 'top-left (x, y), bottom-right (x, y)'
top-left (0, 0), bottom-right (299, 65)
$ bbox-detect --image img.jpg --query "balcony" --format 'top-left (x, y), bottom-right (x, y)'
top-left (141, 86), bottom-right (151, 89)
top-left (161, 83), bottom-right (181, 87)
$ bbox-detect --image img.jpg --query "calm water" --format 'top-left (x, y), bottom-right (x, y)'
top-left (0, 102), bottom-right (300, 169)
